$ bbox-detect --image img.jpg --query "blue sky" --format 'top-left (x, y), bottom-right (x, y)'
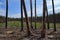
top-left (0, 0), bottom-right (60, 18)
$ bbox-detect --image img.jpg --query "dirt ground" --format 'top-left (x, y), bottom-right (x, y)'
top-left (0, 27), bottom-right (60, 40)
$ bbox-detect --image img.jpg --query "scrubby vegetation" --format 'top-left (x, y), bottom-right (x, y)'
top-left (0, 13), bottom-right (60, 28)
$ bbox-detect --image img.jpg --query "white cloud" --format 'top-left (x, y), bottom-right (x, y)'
top-left (48, 6), bottom-right (60, 12)
top-left (8, 13), bottom-right (21, 18)
top-left (0, 9), bottom-right (5, 16)
top-left (0, 0), bottom-right (60, 18)
top-left (27, 0), bottom-right (60, 17)
top-left (27, 6), bottom-right (43, 17)
top-left (55, 7), bottom-right (60, 11)
top-left (47, 0), bottom-right (60, 6)
top-left (8, 11), bottom-right (25, 18)
top-left (54, 0), bottom-right (60, 5)
top-left (46, 0), bottom-right (60, 13)
top-left (47, 0), bottom-right (52, 6)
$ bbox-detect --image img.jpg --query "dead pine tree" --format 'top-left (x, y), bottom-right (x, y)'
top-left (41, 0), bottom-right (46, 38)
top-left (35, 0), bottom-right (37, 29)
top-left (45, 0), bottom-right (50, 30)
top-left (30, 0), bottom-right (33, 29)
top-left (22, 0), bottom-right (31, 36)
top-left (5, 0), bottom-right (8, 29)
top-left (52, 0), bottom-right (56, 31)
top-left (20, 0), bottom-right (24, 31)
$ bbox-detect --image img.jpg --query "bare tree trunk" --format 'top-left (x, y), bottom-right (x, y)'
top-left (5, 0), bottom-right (8, 29)
top-left (30, 0), bottom-right (33, 29)
top-left (22, 0), bottom-right (31, 36)
top-left (45, 0), bottom-right (49, 29)
top-left (35, 0), bottom-right (37, 29)
top-left (20, 0), bottom-right (24, 31)
top-left (41, 0), bottom-right (46, 38)
top-left (52, 0), bottom-right (56, 31)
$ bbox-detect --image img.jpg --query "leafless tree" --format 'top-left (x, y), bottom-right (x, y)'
top-left (22, 0), bottom-right (31, 36)
top-left (35, 0), bottom-right (37, 29)
top-left (41, 0), bottom-right (46, 38)
top-left (20, 0), bottom-right (24, 31)
top-left (45, 0), bottom-right (49, 29)
top-left (30, 0), bottom-right (33, 29)
top-left (5, 0), bottom-right (8, 29)
top-left (52, 0), bottom-right (56, 31)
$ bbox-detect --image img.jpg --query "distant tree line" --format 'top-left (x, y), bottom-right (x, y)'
top-left (0, 13), bottom-right (60, 23)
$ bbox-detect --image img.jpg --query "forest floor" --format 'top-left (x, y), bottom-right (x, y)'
top-left (0, 27), bottom-right (60, 40)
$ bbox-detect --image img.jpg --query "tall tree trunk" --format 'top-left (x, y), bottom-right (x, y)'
top-left (52, 0), bottom-right (56, 31)
top-left (35, 0), bottom-right (37, 29)
top-left (22, 0), bottom-right (31, 36)
top-left (45, 0), bottom-right (49, 29)
top-left (41, 0), bottom-right (46, 38)
top-left (5, 0), bottom-right (8, 29)
top-left (30, 0), bottom-right (33, 29)
top-left (20, 0), bottom-right (24, 31)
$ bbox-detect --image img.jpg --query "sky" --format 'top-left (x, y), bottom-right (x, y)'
top-left (0, 0), bottom-right (60, 18)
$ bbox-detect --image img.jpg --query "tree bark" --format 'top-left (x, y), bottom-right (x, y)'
top-left (41, 0), bottom-right (46, 38)
top-left (52, 0), bottom-right (56, 31)
top-left (30, 0), bottom-right (33, 29)
top-left (35, 0), bottom-right (37, 29)
top-left (22, 0), bottom-right (31, 36)
top-left (5, 0), bottom-right (8, 29)
top-left (20, 0), bottom-right (24, 31)
top-left (45, 0), bottom-right (49, 29)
